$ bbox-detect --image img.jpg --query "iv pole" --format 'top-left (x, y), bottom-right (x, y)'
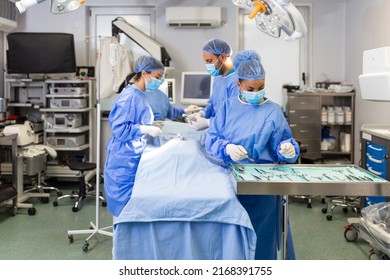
top-left (67, 35), bottom-right (113, 252)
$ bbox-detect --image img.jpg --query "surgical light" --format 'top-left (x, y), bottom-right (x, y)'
top-left (232, 0), bottom-right (307, 41)
top-left (15, 0), bottom-right (85, 14)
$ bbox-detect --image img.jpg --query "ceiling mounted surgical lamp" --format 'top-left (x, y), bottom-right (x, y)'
top-left (232, 0), bottom-right (307, 41)
top-left (15, 0), bottom-right (85, 14)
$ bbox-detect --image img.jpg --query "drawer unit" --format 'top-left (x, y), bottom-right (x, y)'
top-left (290, 124), bottom-right (321, 139)
top-left (287, 95), bottom-right (320, 110)
top-left (297, 139), bottom-right (321, 157)
top-left (288, 109), bottom-right (320, 124)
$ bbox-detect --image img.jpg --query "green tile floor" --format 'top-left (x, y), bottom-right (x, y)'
top-left (0, 182), bottom-right (373, 260)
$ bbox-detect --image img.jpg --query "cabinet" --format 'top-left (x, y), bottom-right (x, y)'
top-left (287, 91), bottom-right (355, 163)
top-left (40, 79), bottom-right (96, 180)
top-left (360, 124), bottom-right (390, 206)
top-left (4, 79), bottom-right (45, 141)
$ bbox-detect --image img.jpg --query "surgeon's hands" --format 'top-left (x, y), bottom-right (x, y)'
top-left (152, 121), bottom-right (164, 129)
top-left (226, 144), bottom-right (248, 161)
top-left (184, 104), bottom-right (202, 114)
top-left (279, 142), bottom-right (296, 158)
top-left (140, 125), bottom-right (162, 137)
top-left (190, 117), bottom-right (210, 130)
top-left (188, 110), bottom-right (205, 119)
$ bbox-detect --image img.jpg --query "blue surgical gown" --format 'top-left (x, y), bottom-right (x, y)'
top-left (145, 89), bottom-right (184, 121)
top-left (205, 95), bottom-right (300, 260)
top-left (203, 71), bottom-right (239, 119)
top-left (104, 84), bottom-right (153, 217)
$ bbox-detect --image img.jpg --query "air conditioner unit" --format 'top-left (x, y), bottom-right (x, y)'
top-left (166, 6), bottom-right (222, 28)
top-left (0, 16), bottom-right (17, 32)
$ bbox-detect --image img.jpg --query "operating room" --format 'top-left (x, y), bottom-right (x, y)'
top-left (1, 0), bottom-right (390, 263)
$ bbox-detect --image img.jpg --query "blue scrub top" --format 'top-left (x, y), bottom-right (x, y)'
top-left (104, 84), bottom-right (153, 217)
top-left (203, 71), bottom-right (239, 119)
top-left (145, 89), bottom-right (184, 121)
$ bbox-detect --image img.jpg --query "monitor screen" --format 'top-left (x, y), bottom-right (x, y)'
top-left (159, 78), bottom-right (175, 104)
top-left (6, 32), bottom-right (77, 75)
top-left (180, 72), bottom-right (213, 106)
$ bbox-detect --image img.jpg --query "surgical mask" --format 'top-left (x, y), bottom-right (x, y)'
top-left (205, 56), bottom-right (222, 76)
top-left (242, 89), bottom-right (266, 105)
top-left (145, 74), bottom-right (164, 91)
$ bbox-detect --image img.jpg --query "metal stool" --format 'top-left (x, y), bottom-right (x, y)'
top-left (53, 160), bottom-right (106, 212)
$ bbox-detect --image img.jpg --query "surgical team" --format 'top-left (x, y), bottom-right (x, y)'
top-left (104, 38), bottom-right (300, 260)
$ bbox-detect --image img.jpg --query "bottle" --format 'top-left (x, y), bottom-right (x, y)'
top-left (321, 107), bottom-right (327, 124)
top-left (344, 107), bottom-right (352, 124)
top-left (335, 107), bottom-right (344, 124)
top-left (327, 106), bottom-right (335, 124)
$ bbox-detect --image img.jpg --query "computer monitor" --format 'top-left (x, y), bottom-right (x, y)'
top-left (180, 72), bottom-right (213, 106)
top-left (159, 78), bottom-right (175, 104)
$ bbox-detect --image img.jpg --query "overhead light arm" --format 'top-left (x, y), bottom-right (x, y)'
top-left (15, 0), bottom-right (85, 14)
top-left (232, 0), bottom-right (307, 41)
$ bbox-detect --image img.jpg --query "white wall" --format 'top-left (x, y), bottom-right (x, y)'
top-left (2, 0), bottom-right (347, 98)
top-left (344, 0), bottom-right (390, 164)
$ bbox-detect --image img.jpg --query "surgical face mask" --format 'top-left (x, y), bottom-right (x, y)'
top-left (242, 89), bottom-right (266, 105)
top-left (205, 56), bottom-right (222, 76)
top-left (145, 74), bottom-right (165, 91)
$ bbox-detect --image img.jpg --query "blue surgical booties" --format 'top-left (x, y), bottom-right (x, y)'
top-left (104, 85), bottom-right (153, 217)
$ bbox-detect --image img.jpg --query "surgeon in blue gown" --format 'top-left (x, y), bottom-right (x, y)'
top-left (145, 89), bottom-right (201, 121)
top-left (205, 50), bottom-right (300, 260)
top-left (189, 39), bottom-right (239, 130)
top-left (104, 55), bottom-right (165, 217)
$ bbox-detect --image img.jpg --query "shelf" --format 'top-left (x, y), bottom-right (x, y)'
top-left (320, 151), bottom-right (352, 155)
top-left (47, 143), bottom-right (90, 151)
top-left (45, 94), bottom-right (89, 98)
top-left (44, 126), bottom-right (89, 133)
top-left (40, 108), bottom-right (92, 113)
top-left (8, 103), bottom-right (44, 109)
top-left (321, 123), bottom-right (352, 126)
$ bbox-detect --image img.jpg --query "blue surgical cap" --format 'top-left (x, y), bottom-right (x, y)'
top-left (202, 39), bottom-right (232, 56)
top-left (134, 55), bottom-right (165, 73)
top-left (233, 50), bottom-right (261, 69)
top-left (235, 50), bottom-right (265, 80)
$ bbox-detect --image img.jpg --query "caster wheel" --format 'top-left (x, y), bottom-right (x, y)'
top-left (68, 235), bottom-right (74, 243)
top-left (53, 201), bottom-right (58, 207)
top-left (322, 208), bottom-right (327, 213)
top-left (369, 251), bottom-right (379, 260)
top-left (343, 207), bottom-right (348, 213)
top-left (344, 228), bottom-right (358, 242)
top-left (82, 243), bottom-right (89, 252)
top-left (57, 191), bottom-right (63, 196)
top-left (11, 206), bottom-right (17, 216)
top-left (72, 206), bottom-right (79, 212)
top-left (326, 215), bottom-right (333, 220)
top-left (41, 197), bottom-right (49, 204)
top-left (28, 208), bottom-right (36, 216)
top-left (307, 203), bottom-right (312, 208)
top-left (102, 201), bottom-right (107, 207)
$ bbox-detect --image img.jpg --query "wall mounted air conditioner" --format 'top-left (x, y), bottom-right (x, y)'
top-left (0, 17), bottom-right (17, 32)
top-left (166, 6), bottom-right (222, 28)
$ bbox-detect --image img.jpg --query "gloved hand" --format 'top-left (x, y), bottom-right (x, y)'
top-left (184, 104), bottom-right (202, 114)
top-left (226, 144), bottom-right (248, 161)
top-left (189, 116), bottom-right (210, 130)
top-left (152, 121), bottom-right (164, 129)
top-left (140, 125), bottom-right (162, 137)
top-left (188, 110), bottom-right (205, 120)
top-left (279, 142), bottom-right (296, 158)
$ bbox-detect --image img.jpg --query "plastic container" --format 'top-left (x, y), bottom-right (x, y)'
top-left (327, 107), bottom-right (335, 124)
top-left (321, 107), bottom-right (327, 124)
top-left (335, 107), bottom-right (344, 124)
top-left (344, 107), bottom-right (352, 124)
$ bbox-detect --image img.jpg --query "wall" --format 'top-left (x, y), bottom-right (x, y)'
top-left (344, 0), bottom-right (390, 164)
top-left (2, 0), bottom-right (347, 98)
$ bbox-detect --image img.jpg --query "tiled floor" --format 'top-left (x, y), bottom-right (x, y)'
top-left (0, 182), bottom-right (373, 260)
